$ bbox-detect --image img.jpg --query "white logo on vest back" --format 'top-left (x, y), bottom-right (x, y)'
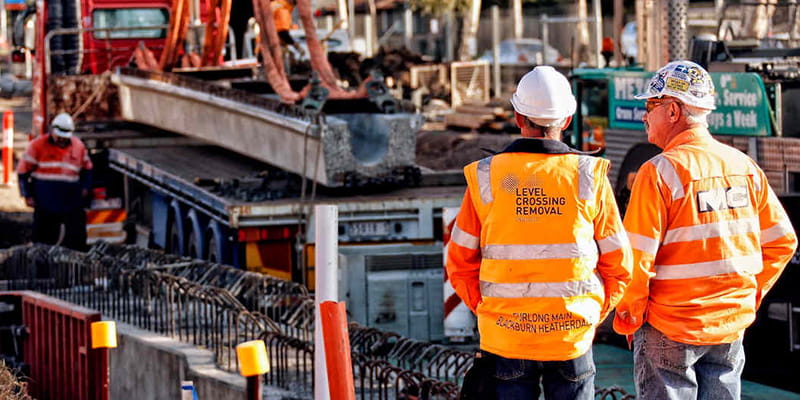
top-left (696, 186), bottom-right (749, 213)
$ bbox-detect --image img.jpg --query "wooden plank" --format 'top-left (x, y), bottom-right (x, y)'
top-left (455, 104), bottom-right (507, 118)
top-left (444, 112), bottom-right (494, 130)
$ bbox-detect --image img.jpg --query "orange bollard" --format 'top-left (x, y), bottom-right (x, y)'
top-left (2, 111), bottom-right (13, 185)
top-left (320, 301), bottom-right (355, 400)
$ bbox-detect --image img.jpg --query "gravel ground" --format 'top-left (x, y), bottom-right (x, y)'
top-left (416, 130), bottom-right (518, 171)
top-left (0, 95), bottom-right (33, 248)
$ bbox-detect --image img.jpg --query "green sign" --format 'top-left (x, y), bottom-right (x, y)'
top-left (607, 71), bottom-right (772, 136)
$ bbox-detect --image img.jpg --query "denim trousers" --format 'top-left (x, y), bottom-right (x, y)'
top-left (633, 323), bottom-right (745, 400)
top-left (490, 348), bottom-right (595, 399)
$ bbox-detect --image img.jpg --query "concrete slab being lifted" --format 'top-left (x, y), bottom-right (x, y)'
top-left (111, 70), bottom-right (420, 187)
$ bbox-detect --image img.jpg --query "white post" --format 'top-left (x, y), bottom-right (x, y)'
top-left (593, 0), bottom-right (603, 67)
top-left (1, 0), bottom-right (7, 48)
top-left (542, 14), bottom-right (549, 58)
top-left (513, 0), bottom-right (523, 39)
top-left (404, 7), bottom-right (413, 50)
top-left (314, 204), bottom-right (338, 400)
top-left (348, 0), bottom-right (355, 40)
top-left (491, 5), bottom-right (501, 99)
top-left (445, 12), bottom-right (455, 62)
top-left (365, 13), bottom-right (374, 57)
top-left (337, 0), bottom-right (349, 32)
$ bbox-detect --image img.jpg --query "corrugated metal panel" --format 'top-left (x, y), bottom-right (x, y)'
top-left (7, 291), bottom-right (107, 400)
top-left (604, 129), bottom-right (648, 186)
top-left (758, 137), bottom-right (800, 172)
top-left (764, 169), bottom-right (787, 194)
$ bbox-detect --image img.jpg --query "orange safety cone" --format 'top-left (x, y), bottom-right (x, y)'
top-left (2, 111), bottom-right (14, 186)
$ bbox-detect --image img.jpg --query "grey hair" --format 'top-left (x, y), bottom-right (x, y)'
top-left (681, 104), bottom-right (710, 127)
top-left (526, 117), bottom-right (568, 137)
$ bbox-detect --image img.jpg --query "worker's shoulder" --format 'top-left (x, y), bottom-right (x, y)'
top-left (69, 136), bottom-right (88, 149)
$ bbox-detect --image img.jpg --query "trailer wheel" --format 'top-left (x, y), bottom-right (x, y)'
top-left (168, 220), bottom-right (183, 256)
top-left (614, 143), bottom-right (662, 216)
top-left (187, 230), bottom-right (201, 260)
top-left (207, 235), bottom-right (220, 263)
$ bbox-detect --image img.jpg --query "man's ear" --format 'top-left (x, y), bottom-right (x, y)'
top-left (669, 102), bottom-right (682, 122)
top-left (514, 112), bottom-right (527, 129)
top-left (561, 116), bottom-right (573, 131)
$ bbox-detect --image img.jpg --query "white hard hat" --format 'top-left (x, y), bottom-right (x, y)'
top-left (635, 60), bottom-right (716, 110)
top-left (51, 112), bottom-right (74, 138)
top-left (510, 66), bottom-right (576, 124)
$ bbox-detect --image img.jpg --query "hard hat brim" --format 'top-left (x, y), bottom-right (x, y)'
top-left (52, 127), bottom-right (73, 138)
top-left (634, 92), bottom-right (660, 100)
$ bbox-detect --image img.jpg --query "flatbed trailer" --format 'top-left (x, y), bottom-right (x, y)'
top-left (105, 143), bottom-right (465, 284)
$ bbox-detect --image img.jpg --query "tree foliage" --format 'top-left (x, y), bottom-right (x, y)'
top-left (409, 0), bottom-right (474, 17)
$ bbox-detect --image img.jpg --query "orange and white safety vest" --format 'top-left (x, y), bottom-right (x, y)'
top-left (446, 138), bottom-right (632, 361)
top-left (271, 0), bottom-right (294, 32)
top-left (17, 134), bottom-right (93, 213)
top-left (613, 128), bottom-right (798, 345)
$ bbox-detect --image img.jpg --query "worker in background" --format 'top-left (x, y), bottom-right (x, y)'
top-left (613, 60), bottom-right (798, 399)
top-left (448, 66), bottom-right (633, 398)
top-left (18, 113), bottom-right (93, 251)
top-left (601, 37), bottom-right (614, 68)
top-left (272, 0), bottom-right (299, 49)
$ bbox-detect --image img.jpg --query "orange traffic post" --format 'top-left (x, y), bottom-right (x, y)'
top-left (320, 301), bottom-right (355, 400)
top-left (236, 340), bottom-right (270, 400)
top-left (91, 321), bottom-right (118, 400)
top-left (2, 111), bottom-right (13, 185)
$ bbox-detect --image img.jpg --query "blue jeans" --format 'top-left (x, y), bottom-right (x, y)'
top-left (491, 349), bottom-right (595, 399)
top-left (633, 323), bottom-right (745, 400)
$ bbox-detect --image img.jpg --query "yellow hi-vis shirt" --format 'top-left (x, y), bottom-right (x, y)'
top-left (446, 138), bottom-right (632, 361)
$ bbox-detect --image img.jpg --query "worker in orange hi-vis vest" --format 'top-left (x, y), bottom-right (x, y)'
top-left (17, 113), bottom-right (93, 251)
top-left (271, 0), bottom-right (298, 48)
top-left (613, 60), bottom-right (798, 400)
top-left (447, 66), bottom-right (632, 399)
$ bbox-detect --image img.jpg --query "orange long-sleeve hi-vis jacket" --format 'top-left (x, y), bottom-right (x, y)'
top-left (446, 138), bottom-right (632, 361)
top-left (271, 0), bottom-right (294, 32)
top-left (613, 128), bottom-right (798, 345)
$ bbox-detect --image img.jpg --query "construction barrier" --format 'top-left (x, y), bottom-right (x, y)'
top-left (2, 110), bottom-right (13, 185)
top-left (0, 291), bottom-right (110, 399)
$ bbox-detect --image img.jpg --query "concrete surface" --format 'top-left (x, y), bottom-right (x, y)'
top-left (112, 322), bottom-right (302, 400)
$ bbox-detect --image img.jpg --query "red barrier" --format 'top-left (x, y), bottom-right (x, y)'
top-left (2, 111), bottom-right (13, 185)
top-left (1, 291), bottom-right (109, 400)
top-left (320, 301), bottom-right (355, 400)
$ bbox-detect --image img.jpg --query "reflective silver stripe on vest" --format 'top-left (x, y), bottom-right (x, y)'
top-left (653, 254), bottom-right (763, 280)
top-left (662, 217), bottom-right (759, 245)
top-left (578, 156), bottom-right (597, 201)
top-left (627, 231), bottom-right (660, 255)
top-left (477, 156), bottom-right (494, 203)
top-left (480, 273), bottom-right (603, 298)
top-left (597, 231), bottom-right (630, 254)
top-left (482, 241), bottom-right (598, 260)
top-left (451, 224), bottom-right (480, 250)
top-left (651, 155), bottom-right (684, 200)
top-left (748, 162), bottom-right (762, 192)
top-left (761, 219), bottom-right (795, 244)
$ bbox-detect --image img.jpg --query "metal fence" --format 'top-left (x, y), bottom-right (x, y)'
top-left (0, 244), bottom-right (464, 399)
top-left (0, 243), bottom-right (634, 399)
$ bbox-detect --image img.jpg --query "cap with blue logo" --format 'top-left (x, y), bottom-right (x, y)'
top-left (635, 60), bottom-right (716, 110)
